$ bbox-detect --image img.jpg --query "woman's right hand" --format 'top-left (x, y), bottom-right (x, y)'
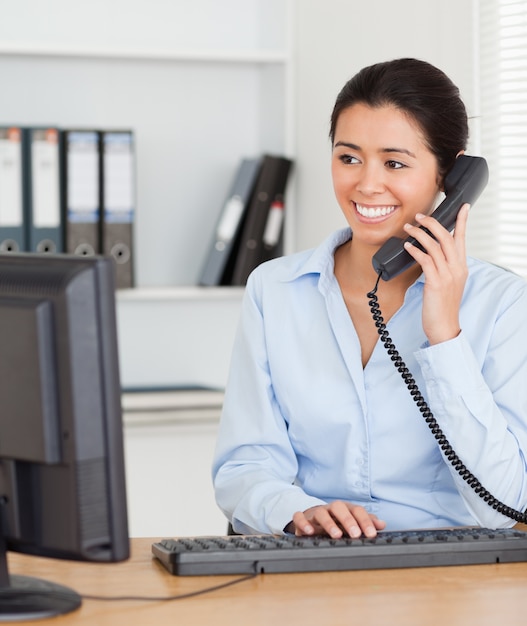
top-left (288, 501), bottom-right (386, 539)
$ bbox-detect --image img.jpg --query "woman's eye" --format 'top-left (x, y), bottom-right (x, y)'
top-left (339, 154), bottom-right (359, 165)
top-left (386, 160), bottom-right (406, 169)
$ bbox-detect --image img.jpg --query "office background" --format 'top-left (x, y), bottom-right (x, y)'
top-left (0, 0), bottom-right (475, 536)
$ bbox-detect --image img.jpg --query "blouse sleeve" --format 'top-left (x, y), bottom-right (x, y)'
top-left (415, 279), bottom-right (527, 528)
top-left (211, 269), bottom-right (325, 534)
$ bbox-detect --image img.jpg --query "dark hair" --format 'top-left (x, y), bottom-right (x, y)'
top-left (329, 58), bottom-right (469, 179)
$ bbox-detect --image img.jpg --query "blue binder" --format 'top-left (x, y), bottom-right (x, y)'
top-left (22, 127), bottom-right (63, 253)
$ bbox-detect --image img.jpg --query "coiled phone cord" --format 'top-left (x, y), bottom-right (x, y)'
top-left (367, 273), bottom-right (527, 524)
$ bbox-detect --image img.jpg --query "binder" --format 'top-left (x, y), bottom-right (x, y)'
top-left (230, 155), bottom-right (293, 286)
top-left (0, 127), bottom-right (25, 252)
top-left (61, 129), bottom-right (101, 257)
top-left (199, 157), bottom-right (262, 286)
top-left (100, 130), bottom-right (135, 289)
top-left (22, 127), bottom-right (63, 253)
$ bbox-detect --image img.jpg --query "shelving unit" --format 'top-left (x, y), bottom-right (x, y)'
top-left (0, 0), bottom-right (294, 289)
top-left (0, 0), bottom-right (295, 389)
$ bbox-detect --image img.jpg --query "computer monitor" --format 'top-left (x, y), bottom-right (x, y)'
top-left (0, 253), bottom-right (129, 620)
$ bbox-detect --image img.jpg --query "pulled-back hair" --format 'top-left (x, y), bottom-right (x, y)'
top-left (329, 58), bottom-right (469, 179)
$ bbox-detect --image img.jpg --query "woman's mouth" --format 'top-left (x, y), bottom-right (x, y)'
top-left (355, 203), bottom-right (397, 219)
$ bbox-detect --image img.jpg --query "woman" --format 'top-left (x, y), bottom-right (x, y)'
top-left (212, 58), bottom-right (527, 538)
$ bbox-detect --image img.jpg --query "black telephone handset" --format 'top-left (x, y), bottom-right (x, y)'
top-left (372, 155), bottom-right (489, 281)
top-left (367, 154), bottom-right (526, 524)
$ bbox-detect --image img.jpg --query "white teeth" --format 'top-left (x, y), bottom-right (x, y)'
top-left (356, 204), bottom-right (396, 218)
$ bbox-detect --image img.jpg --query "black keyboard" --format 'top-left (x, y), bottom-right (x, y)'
top-left (152, 527), bottom-right (527, 576)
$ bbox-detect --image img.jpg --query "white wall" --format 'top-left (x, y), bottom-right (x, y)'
top-left (291, 0), bottom-right (476, 251)
top-left (124, 419), bottom-right (228, 537)
top-left (117, 288), bottom-right (244, 389)
top-left (0, 0), bottom-right (287, 52)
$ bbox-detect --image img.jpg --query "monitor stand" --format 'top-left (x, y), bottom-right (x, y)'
top-left (0, 528), bottom-right (81, 621)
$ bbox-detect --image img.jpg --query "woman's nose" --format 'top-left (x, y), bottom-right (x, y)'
top-left (356, 164), bottom-right (385, 196)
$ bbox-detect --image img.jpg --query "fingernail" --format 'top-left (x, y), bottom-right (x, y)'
top-left (349, 526), bottom-right (361, 538)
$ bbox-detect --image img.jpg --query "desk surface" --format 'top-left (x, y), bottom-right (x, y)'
top-left (7, 536), bottom-right (527, 625)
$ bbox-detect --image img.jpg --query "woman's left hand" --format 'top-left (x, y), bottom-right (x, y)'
top-left (403, 204), bottom-right (470, 345)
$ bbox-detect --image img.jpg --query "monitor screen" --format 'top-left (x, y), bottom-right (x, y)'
top-left (0, 253), bottom-right (129, 620)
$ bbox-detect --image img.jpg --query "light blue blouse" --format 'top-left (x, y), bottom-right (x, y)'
top-left (212, 228), bottom-right (527, 534)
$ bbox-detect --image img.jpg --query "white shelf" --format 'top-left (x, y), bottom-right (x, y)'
top-left (117, 286), bottom-right (245, 303)
top-left (122, 387), bottom-right (224, 426)
top-left (0, 43), bottom-right (288, 64)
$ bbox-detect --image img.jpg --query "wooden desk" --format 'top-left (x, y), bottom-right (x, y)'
top-left (7, 537), bottom-right (527, 625)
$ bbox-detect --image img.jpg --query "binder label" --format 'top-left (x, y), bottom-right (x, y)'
top-left (216, 195), bottom-right (244, 243)
top-left (67, 131), bottom-right (100, 224)
top-left (31, 129), bottom-right (60, 228)
top-left (0, 128), bottom-right (23, 227)
top-left (263, 198), bottom-right (285, 248)
top-left (103, 132), bottom-right (134, 224)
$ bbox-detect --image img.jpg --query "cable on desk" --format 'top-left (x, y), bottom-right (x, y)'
top-left (82, 570), bottom-right (258, 602)
top-left (0, 570), bottom-right (258, 604)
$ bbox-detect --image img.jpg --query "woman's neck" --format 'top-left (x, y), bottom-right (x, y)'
top-left (335, 238), bottom-right (421, 299)
top-left (334, 238), bottom-right (422, 368)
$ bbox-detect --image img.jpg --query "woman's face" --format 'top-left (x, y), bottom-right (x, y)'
top-left (331, 103), bottom-right (441, 251)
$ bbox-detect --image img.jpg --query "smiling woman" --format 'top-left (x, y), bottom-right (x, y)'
top-left (330, 103), bottom-right (441, 251)
top-left (212, 58), bottom-right (527, 542)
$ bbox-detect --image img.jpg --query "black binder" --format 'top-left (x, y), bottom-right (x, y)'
top-left (100, 130), bottom-right (135, 289)
top-left (61, 129), bottom-right (101, 257)
top-left (0, 127), bottom-right (25, 252)
top-left (22, 127), bottom-right (63, 253)
top-left (230, 155), bottom-right (292, 286)
top-left (199, 157), bottom-right (262, 286)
